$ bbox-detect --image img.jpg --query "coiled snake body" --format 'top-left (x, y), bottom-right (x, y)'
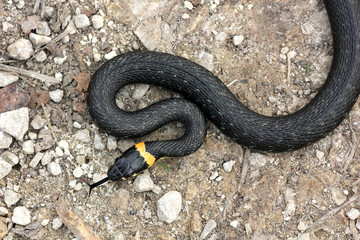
top-left (87, 0), bottom-right (360, 188)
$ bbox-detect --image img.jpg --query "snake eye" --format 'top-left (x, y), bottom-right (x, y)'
top-left (107, 146), bottom-right (148, 181)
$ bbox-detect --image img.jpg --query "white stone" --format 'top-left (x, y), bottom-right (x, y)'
top-left (200, 219), bottom-right (217, 239)
top-left (75, 129), bottom-right (91, 143)
top-left (331, 187), bottom-right (347, 205)
top-left (107, 136), bottom-right (117, 151)
top-left (0, 207), bottom-right (8, 216)
top-left (74, 183), bottom-right (82, 191)
top-left (4, 189), bottom-right (20, 207)
top-left (248, 153), bottom-right (267, 167)
top-left (118, 139), bottom-right (136, 152)
top-left (49, 89), bottom-right (64, 103)
top-left (0, 130), bottom-right (12, 149)
top-left (29, 152), bottom-right (44, 168)
top-left (30, 114), bottom-right (46, 130)
top-left (94, 53), bottom-right (102, 62)
top-left (55, 147), bottom-right (64, 157)
top-left (233, 35), bottom-right (244, 46)
top-left (52, 217), bottom-right (63, 230)
top-left (132, 84), bottom-right (150, 99)
top-left (346, 208), bottom-right (360, 220)
top-left (94, 132), bottom-right (106, 151)
top-left (198, 52), bottom-right (214, 71)
top-left (0, 159), bottom-right (12, 179)
top-left (0, 72), bottom-right (19, 87)
top-left (29, 33), bottom-right (51, 46)
top-left (7, 39), bottom-right (34, 60)
top-left (104, 50), bottom-right (117, 60)
top-left (73, 167), bottom-right (83, 178)
top-left (12, 206), bottom-right (31, 226)
top-left (74, 14), bottom-right (91, 29)
top-left (134, 17), bottom-right (162, 51)
top-left (134, 170), bottom-right (155, 192)
top-left (36, 21), bottom-right (51, 36)
top-left (0, 151), bottom-right (19, 166)
top-left (297, 221), bottom-right (307, 231)
top-left (41, 219), bottom-right (50, 226)
top-left (2, 22), bottom-right (14, 32)
top-left (288, 50), bottom-right (297, 59)
top-left (157, 191), bottom-right (182, 223)
top-left (285, 200), bottom-right (296, 216)
top-left (223, 160), bottom-right (235, 173)
top-left (91, 15), bottom-right (104, 29)
top-left (54, 50), bottom-right (67, 65)
top-left (47, 162), bottom-right (62, 176)
top-left (23, 140), bottom-right (35, 155)
top-left (184, 1), bottom-right (194, 10)
top-left (0, 107), bottom-right (29, 141)
top-left (230, 220), bottom-right (238, 228)
top-left (41, 151), bottom-right (52, 165)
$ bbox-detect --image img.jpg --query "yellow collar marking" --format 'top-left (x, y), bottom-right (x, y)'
top-left (135, 142), bottom-right (156, 167)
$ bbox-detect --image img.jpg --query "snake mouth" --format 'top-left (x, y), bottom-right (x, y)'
top-left (88, 177), bottom-right (109, 196)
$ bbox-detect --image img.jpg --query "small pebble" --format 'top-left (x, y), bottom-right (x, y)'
top-left (29, 33), bottom-right (51, 47)
top-left (41, 151), bottom-right (52, 165)
top-left (36, 21), bottom-right (51, 36)
top-left (29, 152), bottom-right (44, 168)
top-left (12, 206), bottom-right (31, 226)
top-left (346, 208), bottom-right (360, 220)
top-left (91, 15), bottom-right (104, 29)
top-left (94, 132), bottom-right (106, 151)
top-left (157, 191), bottom-right (182, 223)
top-left (107, 136), bottom-right (117, 151)
top-left (104, 50), bottom-right (117, 60)
top-left (209, 171), bottom-right (218, 180)
top-left (49, 89), bottom-right (64, 103)
top-left (223, 160), bottom-right (235, 172)
top-left (200, 219), bottom-right (217, 239)
top-left (4, 189), bottom-right (20, 207)
top-left (75, 129), bottom-right (91, 143)
top-left (47, 162), bottom-right (62, 176)
top-left (315, 150), bottom-right (324, 160)
top-left (55, 147), bottom-right (64, 157)
top-left (0, 72), bottom-right (19, 87)
top-left (0, 159), bottom-right (12, 179)
top-left (132, 84), bottom-right (150, 99)
top-left (184, 1), bottom-right (194, 10)
top-left (52, 217), bottom-right (63, 230)
top-left (7, 38), bottom-right (34, 60)
top-left (0, 151), bottom-right (19, 166)
top-left (74, 183), bottom-right (82, 191)
top-left (233, 35), bottom-right (244, 46)
top-left (76, 155), bottom-right (86, 165)
top-left (230, 220), bottom-right (238, 228)
top-left (41, 219), bottom-right (50, 226)
top-left (133, 170), bottom-right (155, 192)
top-left (74, 14), bottom-right (91, 29)
top-left (73, 166), bottom-right (83, 178)
top-left (331, 187), bottom-right (347, 205)
top-left (297, 221), bottom-right (307, 231)
top-left (30, 114), bottom-right (46, 130)
top-left (23, 140), bottom-right (35, 155)
top-left (118, 139), bottom-right (136, 152)
top-left (0, 207), bottom-right (8, 216)
top-left (0, 130), bottom-right (12, 149)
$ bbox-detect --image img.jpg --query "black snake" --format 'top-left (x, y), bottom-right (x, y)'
top-left (87, 0), bottom-right (360, 186)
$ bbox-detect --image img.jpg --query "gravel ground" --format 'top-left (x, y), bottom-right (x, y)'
top-left (0, 0), bottom-right (360, 239)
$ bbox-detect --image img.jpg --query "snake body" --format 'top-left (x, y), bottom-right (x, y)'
top-left (88, 0), bottom-right (360, 183)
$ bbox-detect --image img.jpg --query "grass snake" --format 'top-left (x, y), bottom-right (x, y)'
top-left (87, 0), bottom-right (360, 187)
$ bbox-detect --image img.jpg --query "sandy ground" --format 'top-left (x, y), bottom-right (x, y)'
top-left (0, 0), bottom-right (359, 239)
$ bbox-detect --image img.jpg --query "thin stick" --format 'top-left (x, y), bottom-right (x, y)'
top-left (342, 117), bottom-right (358, 172)
top-left (41, 103), bottom-right (57, 142)
top-left (238, 148), bottom-right (251, 192)
top-left (0, 64), bottom-right (60, 84)
top-left (305, 193), bottom-right (360, 232)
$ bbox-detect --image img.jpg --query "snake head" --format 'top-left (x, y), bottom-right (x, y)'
top-left (88, 142), bottom-right (156, 196)
top-left (107, 145), bottom-right (150, 181)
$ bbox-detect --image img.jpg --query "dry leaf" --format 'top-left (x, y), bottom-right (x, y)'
top-left (73, 72), bottom-right (91, 93)
top-left (56, 205), bottom-right (101, 240)
top-left (29, 88), bottom-right (50, 109)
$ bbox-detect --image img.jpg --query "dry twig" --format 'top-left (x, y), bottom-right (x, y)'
top-left (342, 117), bottom-right (358, 172)
top-left (238, 148), bottom-right (251, 192)
top-left (0, 64), bottom-right (60, 84)
top-left (56, 205), bottom-right (101, 240)
top-left (305, 193), bottom-right (360, 232)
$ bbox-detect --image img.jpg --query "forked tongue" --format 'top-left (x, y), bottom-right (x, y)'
top-left (88, 177), bottom-right (109, 197)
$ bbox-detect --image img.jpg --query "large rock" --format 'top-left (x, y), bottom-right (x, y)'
top-left (0, 108), bottom-right (29, 141)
